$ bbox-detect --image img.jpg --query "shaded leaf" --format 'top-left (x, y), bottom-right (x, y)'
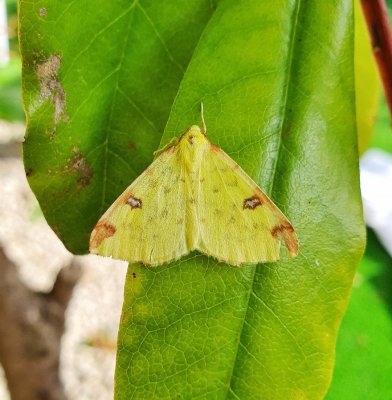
top-left (354, 0), bottom-right (380, 155)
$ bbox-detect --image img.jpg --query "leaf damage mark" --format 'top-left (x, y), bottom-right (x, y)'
top-left (37, 55), bottom-right (68, 126)
top-left (66, 147), bottom-right (93, 188)
top-left (39, 7), bottom-right (47, 17)
top-left (128, 142), bottom-right (137, 151)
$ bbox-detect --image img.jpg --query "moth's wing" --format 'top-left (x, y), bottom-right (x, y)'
top-left (197, 146), bottom-right (298, 266)
top-left (90, 147), bottom-right (189, 266)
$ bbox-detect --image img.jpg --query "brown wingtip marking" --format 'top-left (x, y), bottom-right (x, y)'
top-left (90, 221), bottom-right (116, 250)
top-left (243, 195), bottom-right (263, 210)
top-left (271, 223), bottom-right (298, 257)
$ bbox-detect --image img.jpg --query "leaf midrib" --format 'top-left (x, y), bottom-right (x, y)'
top-left (223, 0), bottom-right (303, 397)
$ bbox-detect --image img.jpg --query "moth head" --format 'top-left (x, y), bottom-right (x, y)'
top-left (181, 125), bottom-right (208, 150)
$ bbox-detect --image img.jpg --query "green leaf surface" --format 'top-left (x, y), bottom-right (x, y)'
top-left (19, 0), bottom-right (365, 399)
top-left (20, 0), bottom-right (218, 252)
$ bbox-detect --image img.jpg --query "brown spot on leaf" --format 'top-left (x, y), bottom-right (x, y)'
top-left (132, 272), bottom-right (137, 279)
top-left (67, 149), bottom-right (93, 188)
top-left (25, 168), bottom-right (33, 177)
top-left (37, 55), bottom-right (68, 126)
top-left (126, 195), bottom-right (142, 209)
top-left (90, 221), bottom-right (116, 249)
top-left (128, 142), bottom-right (137, 151)
top-left (271, 223), bottom-right (298, 257)
top-left (243, 196), bottom-right (263, 210)
top-left (213, 188), bottom-right (220, 193)
top-left (39, 7), bottom-right (47, 16)
top-left (188, 135), bottom-right (194, 145)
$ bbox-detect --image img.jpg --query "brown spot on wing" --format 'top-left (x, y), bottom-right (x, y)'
top-left (90, 221), bottom-right (116, 249)
top-left (243, 195), bottom-right (263, 210)
top-left (126, 195), bottom-right (142, 209)
top-left (271, 223), bottom-right (298, 257)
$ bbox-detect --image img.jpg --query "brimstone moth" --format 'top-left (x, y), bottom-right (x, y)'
top-left (90, 111), bottom-right (298, 267)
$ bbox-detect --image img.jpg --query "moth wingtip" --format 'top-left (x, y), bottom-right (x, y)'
top-left (271, 223), bottom-right (299, 258)
top-left (89, 221), bottom-right (116, 250)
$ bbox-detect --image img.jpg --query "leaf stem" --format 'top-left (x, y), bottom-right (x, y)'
top-left (361, 0), bottom-right (392, 121)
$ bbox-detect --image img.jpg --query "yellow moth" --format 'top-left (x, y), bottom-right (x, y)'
top-left (90, 108), bottom-right (298, 267)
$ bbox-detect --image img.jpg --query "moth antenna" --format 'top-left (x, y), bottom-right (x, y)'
top-left (201, 102), bottom-right (207, 134)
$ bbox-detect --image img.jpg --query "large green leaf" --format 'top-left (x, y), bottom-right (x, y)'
top-left (20, 0), bottom-right (218, 252)
top-left (19, 0), bottom-right (365, 399)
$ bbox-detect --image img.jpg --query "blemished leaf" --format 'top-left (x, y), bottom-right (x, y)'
top-left (19, 1), bottom-right (365, 399)
top-left (20, 0), bottom-right (218, 252)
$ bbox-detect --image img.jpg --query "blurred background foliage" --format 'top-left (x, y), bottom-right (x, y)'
top-left (0, 0), bottom-right (22, 121)
top-left (0, 0), bottom-right (391, 398)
